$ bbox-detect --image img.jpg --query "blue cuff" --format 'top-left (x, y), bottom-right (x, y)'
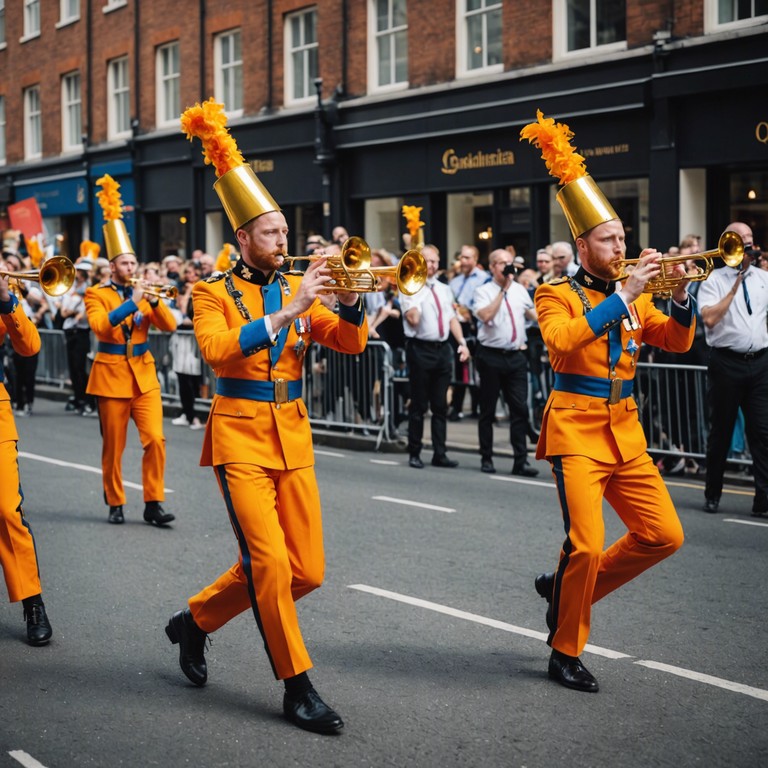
top-left (108, 299), bottom-right (139, 326)
top-left (338, 296), bottom-right (365, 327)
top-left (239, 318), bottom-right (274, 356)
top-left (0, 293), bottom-right (19, 314)
top-left (585, 293), bottom-right (630, 337)
top-left (670, 295), bottom-right (694, 328)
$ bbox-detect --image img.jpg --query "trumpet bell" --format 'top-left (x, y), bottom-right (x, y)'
top-left (340, 236), bottom-right (371, 271)
top-left (396, 249), bottom-right (428, 296)
top-left (1, 256), bottom-right (76, 297)
top-left (718, 230), bottom-right (745, 268)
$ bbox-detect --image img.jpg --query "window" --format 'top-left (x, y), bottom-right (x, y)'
top-left (24, 85), bottom-right (42, 159)
top-left (0, 1), bottom-right (6, 47)
top-left (62, 72), bottom-right (82, 151)
top-left (59, 0), bottom-right (79, 25)
top-left (0, 96), bottom-right (6, 164)
top-left (103, 0), bottom-right (127, 12)
top-left (23, 0), bottom-right (40, 39)
top-left (156, 41), bottom-right (180, 127)
top-left (214, 30), bottom-right (243, 115)
top-left (458, 0), bottom-right (502, 76)
top-left (705, 0), bottom-right (768, 31)
top-left (108, 56), bottom-right (131, 139)
top-left (556, 0), bottom-right (626, 57)
top-left (285, 8), bottom-right (318, 104)
top-left (370, 0), bottom-right (408, 91)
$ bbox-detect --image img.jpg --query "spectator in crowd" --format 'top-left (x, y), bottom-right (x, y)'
top-left (163, 254), bottom-right (184, 289)
top-left (198, 252), bottom-right (215, 278)
top-left (331, 225), bottom-right (349, 246)
top-left (473, 249), bottom-right (539, 476)
top-left (400, 244), bottom-right (470, 469)
top-left (698, 222), bottom-right (768, 517)
top-left (551, 241), bottom-right (579, 278)
top-left (536, 249), bottom-right (555, 283)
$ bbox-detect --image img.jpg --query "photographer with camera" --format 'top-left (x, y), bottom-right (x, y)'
top-left (472, 249), bottom-right (538, 476)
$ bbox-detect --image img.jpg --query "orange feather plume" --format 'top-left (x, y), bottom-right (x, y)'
top-left (401, 205), bottom-right (425, 239)
top-left (180, 98), bottom-right (245, 178)
top-left (519, 110), bottom-right (587, 185)
top-left (96, 174), bottom-right (124, 221)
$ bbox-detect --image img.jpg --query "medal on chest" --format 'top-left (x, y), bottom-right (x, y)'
top-left (293, 316), bottom-right (311, 360)
top-left (623, 304), bottom-right (641, 360)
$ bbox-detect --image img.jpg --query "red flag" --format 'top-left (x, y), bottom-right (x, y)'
top-left (8, 197), bottom-right (44, 241)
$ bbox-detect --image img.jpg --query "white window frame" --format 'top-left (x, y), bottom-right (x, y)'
top-left (108, 56), bottom-right (131, 140)
top-left (284, 8), bottom-right (319, 106)
top-left (0, 0), bottom-right (6, 49)
top-left (214, 29), bottom-right (243, 117)
top-left (57, 0), bottom-right (80, 28)
top-left (703, 0), bottom-right (768, 33)
top-left (21, 0), bottom-right (41, 42)
top-left (456, 0), bottom-right (503, 79)
top-left (62, 71), bottom-right (82, 152)
top-left (553, 0), bottom-right (627, 61)
top-left (24, 85), bottom-right (43, 160)
top-left (156, 41), bottom-right (181, 128)
top-left (0, 95), bottom-right (6, 165)
top-left (103, 0), bottom-right (127, 13)
top-left (368, 0), bottom-right (409, 93)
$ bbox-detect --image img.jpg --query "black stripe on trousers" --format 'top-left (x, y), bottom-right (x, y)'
top-left (549, 456), bottom-right (573, 648)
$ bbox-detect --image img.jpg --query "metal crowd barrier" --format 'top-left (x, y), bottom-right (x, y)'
top-left (32, 329), bottom-right (753, 468)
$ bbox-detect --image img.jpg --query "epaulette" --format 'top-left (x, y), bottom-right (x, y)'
top-left (205, 271), bottom-right (228, 284)
top-left (548, 277), bottom-right (570, 285)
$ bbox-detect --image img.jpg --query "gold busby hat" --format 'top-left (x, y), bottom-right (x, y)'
top-left (96, 175), bottom-right (134, 261)
top-left (520, 110), bottom-right (619, 239)
top-left (180, 98), bottom-right (279, 233)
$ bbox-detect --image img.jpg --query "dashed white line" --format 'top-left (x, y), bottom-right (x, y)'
top-left (369, 459), bottom-right (400, 465)
top-left (9, 751), bottom-right (48, 768)
top-left (723, 518), bottom-right (768, 528)
top-left (314, 449), bottom-right (346, 458)
top-left (371, 496), bottom-right (457, 513)
top-left (489, 475), bottom-right (553, 488)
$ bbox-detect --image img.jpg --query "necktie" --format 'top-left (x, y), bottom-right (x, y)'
top-left (429, 284), bottom-right (445, 338)
top-left (504, 296), bottom-right (518, 345)
top-left (742, 276), bottom-right (753, 315)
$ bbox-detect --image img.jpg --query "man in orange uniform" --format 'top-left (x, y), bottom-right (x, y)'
top-left (0, 272), bottom-right (53, 645)
top-left (532, 178), bottom-right (694, 692)
top-left (165, 152), bottom-right (367, 734)
top-left (85, 176), bottom-right (177, 526)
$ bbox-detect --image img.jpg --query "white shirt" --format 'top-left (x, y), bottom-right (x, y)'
top-left (400, 280), bottom-right (456, 341)
top-left (473, 280), bottom-right (534, 350)
top-left (697, 265), bottom-right (768, 353)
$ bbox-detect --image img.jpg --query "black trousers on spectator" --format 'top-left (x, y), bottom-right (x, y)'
top-left (177, 372), bottom-right (202, 422)
top-left (704, 347), bottom-right (768, 511)
top-left (12, 351), bottom-right (38, 410)
top-left (405, 339), bottom-right (453, 459)
top-left (65, 328), bottom-right (92, 407)
top-left (475, 345), bottom-right (529, 466)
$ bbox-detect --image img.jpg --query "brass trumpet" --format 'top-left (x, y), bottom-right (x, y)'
top-left (282, 236), bottom-right (428, 296)
top-left (127, 277), bottom-right (179, 300)
top-left (0, 256), bottom-right (76, 297)
top-left (613, 230), bottom-right (744, 297)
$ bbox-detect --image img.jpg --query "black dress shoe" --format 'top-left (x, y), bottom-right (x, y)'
top-left (108, 505), bottom-right (124, 524)
top-left (283, 689), bottom-right (344, 734)
top-left (481, 459), bottom-right (496, 474)
top-left (432, 455), bottom-right (459, 468)
top-left (512, 462), bottom-right (539, 477)
top-left (751, 507), bottom-right (768, 518)
top-left (534, 572), bottom-right (555, 631)
top-left (447, 410), bottom-right (462, 422)
top-left (144, 501), bottom-right (175, 526)
top-left (165, 609), bottom-right (208, 686)
top-left (702, 498), bottom-right (719, 514)
top-left (548, 649), bottom-right (599, 692)
top-left (408, 455), bottom-right (424, 469)
top-left (24, 601), bottom-right (52, 646)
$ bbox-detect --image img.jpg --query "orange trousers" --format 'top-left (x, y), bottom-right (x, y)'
top-left (0, 439), bottom-right (42, 602)
top-left (96, 386), bottom-right (166, 506)
top-left (548, 452), bottom-right (684, 657)
top-left (188, 463), bottom-right (325, 680)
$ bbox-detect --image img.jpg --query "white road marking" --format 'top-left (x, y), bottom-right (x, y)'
top-left (370, 459), bottom-right (400, 465)
top-left (349, 584), bottom-right (768, 700)
top-left (314, 449), bottom-right (345, 458)
top-left (371, 496), bottom-right (456, 513)
top-left (489, 475), bottom-right (553, 488)
top-left (18, 452), bottom-right (174, 494)
top-left (9, 751), bottom-right (48, 768)
top-left (723, 518), bottom-right (768, 528)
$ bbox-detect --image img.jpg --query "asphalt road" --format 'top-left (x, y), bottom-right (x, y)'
top-left (1, 397), bottom-right (766, 768)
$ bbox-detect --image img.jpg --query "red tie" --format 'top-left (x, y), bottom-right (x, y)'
top-left (429, 284), bottom-right (445, 338)
top-left (504, 295), bottom-right (517, 345)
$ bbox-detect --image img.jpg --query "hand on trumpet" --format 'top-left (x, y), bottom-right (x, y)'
top-left (621, 248), bottom-right (688, 304)
top-left (0, 274), bottom-right (11, 303)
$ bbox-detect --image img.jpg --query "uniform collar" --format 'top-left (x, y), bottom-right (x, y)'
top-left (574, 267), bottom-right (615, 295)
top-left (233, 257), bottom-right (270, 285)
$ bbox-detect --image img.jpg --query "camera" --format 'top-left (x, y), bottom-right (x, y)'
top-left (745, 246), bottom-right (762, 260)
top-left (502, 263), bottom-right (518, 277)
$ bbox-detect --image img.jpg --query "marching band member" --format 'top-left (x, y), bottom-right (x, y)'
top-left (165, 100), bottom-right (367, 735)
top-left (0, 270), bottom-right (53, 645)
top-left (84, 175), bottom-right (177, 527)
top-left (521, 112), bottom-right (694, 692)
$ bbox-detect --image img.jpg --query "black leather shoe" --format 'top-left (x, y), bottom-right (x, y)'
top-left (283, 689), bottom-right (344, 735)
top-left (534, 572), bottom-right (555, 632)
top-left (512, 462), bottom-right (539, 477)
top-left (144, 501), bottom-right (175, 526)
top-left (165, 609), bottom-right (208, 686)
top-left (702, 498), bottom-right (719, 514)
top-left (24, 601), bottom-right (52, 646)
top-left (548, 649), bottom-right (599, 692)
top-left (751, 507), bottom-right (768, 518)
top-left (447, 410), bottom-right (462, 422)
top-left (481, 459), bottom-right (496, 474)
top-left (409, 455), bottom-right (424, 469)
top-left (432, 455), bottom-right (459, 468)
top-left (108, 505), bottom-right (124, 524)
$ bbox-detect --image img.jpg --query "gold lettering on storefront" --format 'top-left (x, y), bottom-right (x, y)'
top-left (249, 159), bottom-right (275, 173)
top-left (581, 144), bottom-right (630, 158)
top-left (756, 122), bottom-right (768, 144)
top-left (441, 148), bottom-right (515, 175)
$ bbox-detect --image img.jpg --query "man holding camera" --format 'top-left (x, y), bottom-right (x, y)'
top-left (472, 249), bottom-right (538, 476)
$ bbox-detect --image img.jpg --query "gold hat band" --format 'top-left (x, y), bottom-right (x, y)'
top-left (556, 175), bottom-right (619, 240)
top-left (213, 165), bottom-right (280, 232)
